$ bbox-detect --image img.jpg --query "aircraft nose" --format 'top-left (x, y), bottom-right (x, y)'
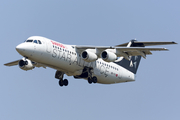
top-left (16, 43), bottom-right (25, 54)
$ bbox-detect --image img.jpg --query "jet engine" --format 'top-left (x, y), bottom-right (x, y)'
top-left (101, 50), bottom-right (117, 62)
top-left (19, 59), bottom-right (34, 71)
top-left (81, 50), bottom-right (98, 62)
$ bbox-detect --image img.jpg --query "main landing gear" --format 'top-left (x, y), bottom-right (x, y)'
top-left (59, 79), bottom-right (68, 87)
top-left (74, 67), bottom-right (98, 84)
top-left (87, 68), bottom-right (98, 84)
top-left (88, 76), bottom-right (97, 84)
top-left (55, 71), bottom-right (68, 87)
top-left (55, 67), bottom-right (98, 87)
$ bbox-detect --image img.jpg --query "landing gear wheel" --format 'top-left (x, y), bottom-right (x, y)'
top-left (59, 80), bottom-right (64, 87)
top-left (92, 76), bottom-right (97, 83)
top-left (63, 79), bottom-right (68, 86)
top-left (88, 77), bottom-right (92, 84)
top-left (59, 79), bottom-right (69, 87)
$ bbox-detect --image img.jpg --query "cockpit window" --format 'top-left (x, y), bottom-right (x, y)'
top-left (38, 40), bottom-right (42, 44)
top-left (25, 39), bottom-right (42, 44)
top-left (26, 40), bottom-right (33, 42)
top-left (34, 40), bottom-right (38, 44)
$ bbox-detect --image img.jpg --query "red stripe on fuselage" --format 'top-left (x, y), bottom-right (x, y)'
top-left (51, 40), bottom-right (66, 49)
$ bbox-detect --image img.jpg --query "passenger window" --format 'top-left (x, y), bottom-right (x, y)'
top-left (34, 40), bottom-right (38, 44)
top-left (38, 40), bottom-right (42, 44)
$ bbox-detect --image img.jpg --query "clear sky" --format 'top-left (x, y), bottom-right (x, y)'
top-left (1, 0), bottom-right (180, 120)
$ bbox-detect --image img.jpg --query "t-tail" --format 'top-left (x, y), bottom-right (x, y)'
top-left (114, 40), bottom-right (177, 74)
top-left (114, 40), bottom-right (143, 74)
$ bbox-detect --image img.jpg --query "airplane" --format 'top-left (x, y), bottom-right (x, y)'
top-left (4, 36), bottom-right (177, 87)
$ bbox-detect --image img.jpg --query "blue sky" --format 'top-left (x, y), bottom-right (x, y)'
top-left (1, 0), bottom-right (180, 120)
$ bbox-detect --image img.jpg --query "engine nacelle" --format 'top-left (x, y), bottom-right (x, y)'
top-left (81, 50), bottom-right (98, 62)
top-left (19, 59), bottom-right (34, 71)
top-left (101, 50), bottom-right (117, 62)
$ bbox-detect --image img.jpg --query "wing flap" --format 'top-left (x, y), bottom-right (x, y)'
top-left (116, 47), bottom-right (168, 51)
top-left (116, 47), bottom-right (168, 58)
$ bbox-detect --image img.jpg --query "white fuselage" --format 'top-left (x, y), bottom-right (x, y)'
top-left (16, 36), bottom-right (135, 84)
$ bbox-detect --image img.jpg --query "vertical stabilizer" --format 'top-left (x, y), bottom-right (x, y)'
top-left (114, 40), bottom-right (144, 74)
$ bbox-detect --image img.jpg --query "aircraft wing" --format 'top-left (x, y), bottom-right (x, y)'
top-left (76, 45), bottom-right (112, 51)
top-left (4, 60), bottom-right (20, 66)
top-left (76, 45), bottom-right (168, 59)
top-left (4, 59), bottom-right (47, 69)
top-left (116, 41), bottom-right (177, 47)
top-left (76, 41), bottom-right (176, 52)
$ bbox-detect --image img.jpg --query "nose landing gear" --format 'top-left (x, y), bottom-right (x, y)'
top-left (55, 71), bottom-right (69, 87)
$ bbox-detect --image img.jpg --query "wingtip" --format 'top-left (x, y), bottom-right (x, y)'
top-left (172, 41), bottom-right (178, 44)
top-left (4, 64), bottom-right (9, 66)
top-left (163, 48), bottom-right (169, 51)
